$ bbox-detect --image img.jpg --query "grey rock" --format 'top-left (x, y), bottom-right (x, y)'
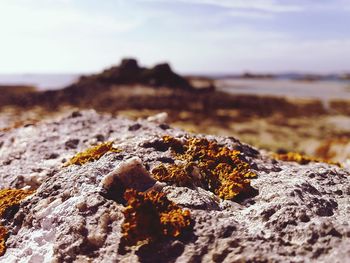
top-left (0, 110), bottom-right (349, 263)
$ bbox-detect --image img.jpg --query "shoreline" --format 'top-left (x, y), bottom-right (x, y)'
top-left (0, 59), bottom-right (349, 164)
top-left (1, 85), bottom-right (349, 164)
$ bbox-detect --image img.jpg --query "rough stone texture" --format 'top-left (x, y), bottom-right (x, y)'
top-left (0, 110), bottom-right (349, 263)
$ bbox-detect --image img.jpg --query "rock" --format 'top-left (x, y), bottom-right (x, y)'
top-left (82, 58), bottom-right (192, 89)
top-left (140, 63), bottom-right (190, 88)
top-left (0, 59), bottom-right (197, 109)
top-left (146, 112), bottom-right (168, 124)
top-left (101, 157), bottom-right (156, 202)
top-left (120, 58), bottom-right (140, 74)
top-left (99, 58), bottom-right (142, 84)
top-left (0, 110), bottom-right (349, 263)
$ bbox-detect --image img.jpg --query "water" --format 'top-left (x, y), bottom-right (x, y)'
top-left (0, 74), bottom-right (80, 90)
top-left (1, 74), bottom-right (349, 101)
top-left (216, 78), bottom-right (350, 101)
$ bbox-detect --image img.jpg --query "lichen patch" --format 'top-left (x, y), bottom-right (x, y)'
top-left (274, 152), bottom-right (341, 167)
top-left (64, 141), bottom-right (121, 166)
top-left (0, 189), bottom-right (35, 256)
top-left (152, 136), bottom-right (257, 200)
top-left (120, 189), bottom-right (192, 249)
top-left (0, 226), bottom-right (7, 257)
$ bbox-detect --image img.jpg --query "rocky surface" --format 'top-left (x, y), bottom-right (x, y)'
top-left (0, 110), bottom-right (349, 263)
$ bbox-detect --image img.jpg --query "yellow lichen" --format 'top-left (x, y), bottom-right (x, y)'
top-left (151, 163), bottom-right (200, 188)
top-left (121, 189), bottom-right (192, 247)
top-left (0, 227), bottom-right (7, 257)
top-left (64, 141), bottom-right (121, 166)
top-left (0, 189), bottom-right (35, 256)
top-left (152, 136), bottom-right (257, 200)
top-left (274, 152), bottom-right (341, 167)
top-left (0, 189), bottom-right (35, 217)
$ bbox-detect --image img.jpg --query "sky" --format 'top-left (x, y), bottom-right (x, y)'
top-left (0, 0), bottom-right (350, 74)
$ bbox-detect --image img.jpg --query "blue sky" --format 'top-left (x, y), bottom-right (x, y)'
top-left (0, 0), bottom-right (350, 73)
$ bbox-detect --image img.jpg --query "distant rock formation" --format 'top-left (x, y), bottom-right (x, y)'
top-left (340, 73), bottom-right (350, 81)
top-left (0, 59), bottom-right (205, 108)
top-left (76, 58), bottom-right (192, 89)
top-left (241, 72), bottom-right (275, 79)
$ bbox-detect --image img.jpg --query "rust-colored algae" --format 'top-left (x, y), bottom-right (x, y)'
top-left (121, 189), bottom-right (192, 247)
top-left (274, 152), bottom-right (341, 167)
top-left (152, 136), bottom-right (257, 200)
top-left (65, 141), bottom-right (121, 166)
top-left (0, 189), bottom-right (35, 256)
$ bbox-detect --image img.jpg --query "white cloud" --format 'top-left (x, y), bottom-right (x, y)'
top-left (228, 10), bottom-right (274, 19)
top-left (0, 0), bottom-right (349, 73)
top-left (0, 0), bottom-right (143, 36)
top-left (0, 0), bottom-right (147, 72)
top-left (196, 38), bottom-right (350, 73)
top-left (144, 0), bottom-right (304, 13)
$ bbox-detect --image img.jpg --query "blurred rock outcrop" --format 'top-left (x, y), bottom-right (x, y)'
top-left (77, 58), bottom-right (192, 89)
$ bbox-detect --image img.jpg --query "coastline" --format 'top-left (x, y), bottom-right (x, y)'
top-left (1, 84), bottom-right (349, 164)
top-left (1, 60), bottom-right (349, 164)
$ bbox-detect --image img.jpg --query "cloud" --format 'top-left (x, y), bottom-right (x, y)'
top-left (219, 38), bottom-right (350, 73)
top-left (0, 0), bottom-right (149, 72)
top-left (228, 10), bottom-right (274, 19)
top-left (0, 0), bottom-right (143, 37)
top-left (143, 0), bottom-right (304, 13)
top-left (0, 0), bottom-right (349, 73)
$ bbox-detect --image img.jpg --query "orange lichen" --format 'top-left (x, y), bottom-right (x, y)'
top-left (0, 189), bottom-right (35, 217)
top-left (152, 163), bottom-right (200, 188)
top-left (315, 137), bottom-right (348, 161)
top-left (0, 227), bottom-right (7, 257)
top-left (121, 189), bottom-right (192, 247)
top-left (0, 189), bottom-right (35, 256)
top-left (274, 152), bottom-right (341, 167)
top-left (152, 136), bottom-right (256, 200)
top-left (64, 141), bottom-right (121, 166)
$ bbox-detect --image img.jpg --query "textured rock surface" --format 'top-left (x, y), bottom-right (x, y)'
top-left (0, 110), bottom-right (349, 263)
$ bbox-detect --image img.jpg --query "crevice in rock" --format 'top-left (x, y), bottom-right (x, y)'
top-left (141, 139), bottom-right (171, 152)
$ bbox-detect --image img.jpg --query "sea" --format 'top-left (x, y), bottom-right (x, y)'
top-left (215, 78), bottom-right (350, 101)
top-left (0, 74), bottom-right (349, 101)
top-left (0, 74), bottom-right (80, 90)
